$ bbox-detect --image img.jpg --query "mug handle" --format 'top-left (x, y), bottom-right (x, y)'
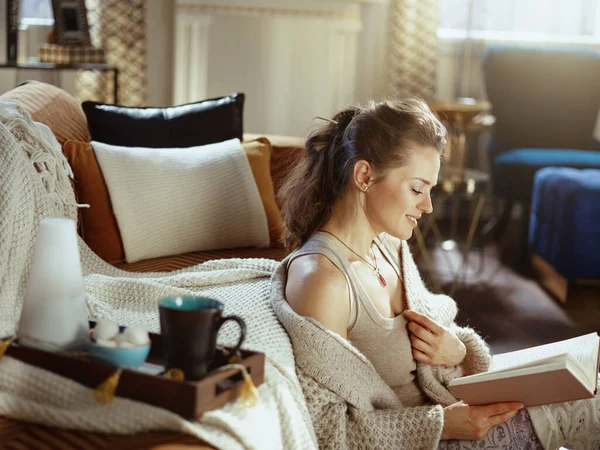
top-left (219, 315), bottom-right (247, 355)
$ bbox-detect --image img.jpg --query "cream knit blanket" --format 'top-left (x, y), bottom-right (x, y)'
top-left (0, 102), bottom-right (316, 450)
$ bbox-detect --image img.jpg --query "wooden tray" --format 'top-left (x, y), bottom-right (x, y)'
top-left (2, 325), bottom-right (265, 419)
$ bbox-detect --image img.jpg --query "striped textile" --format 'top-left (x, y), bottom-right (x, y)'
top-left (115, 247), bottom-right (289, 272)
top-left (0, 81), bottom-right (91, 145)
top-left (39, 44), bottom-right (106, 65)
top-left (0, 417), bottom-right (213, 449)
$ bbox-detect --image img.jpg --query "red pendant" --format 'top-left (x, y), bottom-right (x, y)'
top-left (378, 273), bottom-right (387, 287)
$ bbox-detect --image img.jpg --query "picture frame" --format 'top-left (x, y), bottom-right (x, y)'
top-left (51, 0), bottom-right (91, 47)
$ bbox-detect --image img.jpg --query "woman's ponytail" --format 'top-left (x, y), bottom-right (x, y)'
top-left (278, 106), bottom-right (360, 250)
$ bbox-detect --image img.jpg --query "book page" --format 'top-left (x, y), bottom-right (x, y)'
top-left (490, 333), bottom-right (599, 375)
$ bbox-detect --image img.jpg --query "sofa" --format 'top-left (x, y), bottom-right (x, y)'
top-left (0, 81), bottom-right (305, 267)
top-left (0, 80), bottom-right (305, 448)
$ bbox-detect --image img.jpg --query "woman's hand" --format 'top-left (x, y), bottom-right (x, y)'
top-left (403, 310), bottom-right (466, 368)
top-left (441, 401), bottom-right (523, 440)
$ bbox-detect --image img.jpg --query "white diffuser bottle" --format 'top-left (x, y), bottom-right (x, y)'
top-left (17, 218), bottom-right (90, 352)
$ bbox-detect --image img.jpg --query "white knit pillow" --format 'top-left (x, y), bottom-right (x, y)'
top-left (92, 139), bottom-right (270, 263)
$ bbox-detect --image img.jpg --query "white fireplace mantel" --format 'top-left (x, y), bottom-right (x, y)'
top-left (173, 0), bottom-right (390, 137)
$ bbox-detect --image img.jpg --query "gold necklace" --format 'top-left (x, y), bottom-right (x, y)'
top-left (320, 230), bottom-right (387, 287)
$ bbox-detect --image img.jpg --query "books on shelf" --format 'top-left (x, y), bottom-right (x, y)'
top-left (5, 0), bottom-right (19, 64)
top-left (448, 332), bottom-right (600, 407)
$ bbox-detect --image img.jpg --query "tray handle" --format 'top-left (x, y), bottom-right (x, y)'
top-left (215, 370), bottom-right (245, 395)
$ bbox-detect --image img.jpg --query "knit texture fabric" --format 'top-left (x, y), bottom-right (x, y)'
top-left (0, 102), bottom-right (316, 450)
top-left (92, 139), bottom-right (269, 263)
top-left (271, 240), bottom-right (494, 450)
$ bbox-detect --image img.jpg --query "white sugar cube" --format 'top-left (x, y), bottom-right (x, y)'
top-left (114, 333), bottom-right (129, 346)
top-left (92, 320), bottom-right (119, 341)
top-left (123, 325), bottom-right (150, 346)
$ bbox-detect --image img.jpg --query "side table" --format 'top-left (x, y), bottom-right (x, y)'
top-left (413, 167), bottom-right (490, 297)
top-left (0, 63), bottom-right (119, 104)
top-left (431, 100), bottom-right (496, 172)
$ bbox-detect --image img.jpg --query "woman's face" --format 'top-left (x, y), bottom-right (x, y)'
top-left (365, 146), bottom-right (440, 240)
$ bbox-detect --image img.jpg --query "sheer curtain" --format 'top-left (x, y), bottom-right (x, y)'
top-left (439, 0), bottom-right (600, 40)
top-left (436, 0), bottom-right (600, 101)
top-left (386, 0), bottom-right (440, 101)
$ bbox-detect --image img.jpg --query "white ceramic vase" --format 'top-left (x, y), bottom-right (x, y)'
top-left (17, 218), bottom-right (90, 352)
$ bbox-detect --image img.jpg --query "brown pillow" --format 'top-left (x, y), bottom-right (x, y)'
top-left (63, 138), bottom-right (283, 263)
top-left (63, 140), bottom-right (125, 263)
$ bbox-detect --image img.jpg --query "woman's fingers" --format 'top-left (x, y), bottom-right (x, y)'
top-left (407, 321), bottom-right (434, 343)
top-left (412, 348), bottom-right (432, 364)
top-left (478, 402), bottom-right (523, 427)
top-left (403, 310), bottom-right (442, 334)
top-left (481, 402), bottom-right (523, 417)
top-left (410, 334), bottom-right (432, 353)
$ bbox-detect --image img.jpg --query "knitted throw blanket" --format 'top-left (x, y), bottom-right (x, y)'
top-left (0, 102), bottom-right (316, 450)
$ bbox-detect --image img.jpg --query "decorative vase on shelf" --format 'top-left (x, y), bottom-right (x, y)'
top-left (17, 218), bottom-right (90, 352)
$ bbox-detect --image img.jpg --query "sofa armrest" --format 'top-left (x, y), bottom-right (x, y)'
top-left (243, 133), bottom-right (304, 205)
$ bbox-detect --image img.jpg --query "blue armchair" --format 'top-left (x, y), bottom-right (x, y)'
top-left (482, 46), bottom-right (600, 255)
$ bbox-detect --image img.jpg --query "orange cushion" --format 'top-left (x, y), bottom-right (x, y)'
top-left (242, 138), bottom-right (283, 246)
top-left (63, 138), bottom-right (283, 263)
top-left (63, 140), bottom-right (125, 263)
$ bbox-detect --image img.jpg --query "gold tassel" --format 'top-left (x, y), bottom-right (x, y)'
top-left (239, 368), bottom-right (259, 408)
top-left (228, 354), bottom-right (242, 364)
top-left (0, 339), bottom-right (12, 358)
top-left (165, 368), bottom-right (185, 381)
top-left (94, 369), bottom-right (122, 404)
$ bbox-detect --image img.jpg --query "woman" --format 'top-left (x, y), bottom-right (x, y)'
top-left (272, 98), bottom-right (600, 449)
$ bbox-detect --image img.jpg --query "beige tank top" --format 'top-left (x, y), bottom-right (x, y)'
top-left (288, 231), bottom-right (427, 407)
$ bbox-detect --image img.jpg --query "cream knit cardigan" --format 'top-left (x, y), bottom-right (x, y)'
top-left (271, 241), bottom-right (493, 450)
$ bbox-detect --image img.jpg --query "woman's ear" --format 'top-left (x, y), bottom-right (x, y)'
top-left (353, 160), bottom-right (373, 191)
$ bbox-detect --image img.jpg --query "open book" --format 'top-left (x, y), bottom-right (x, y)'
top-left (448, 332), bottom-right (600, 407)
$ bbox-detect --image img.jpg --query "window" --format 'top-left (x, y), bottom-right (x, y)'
top-left (20, 0), bottom-right (54, 26)
top-left (439, 0), bottom-right (600, 43)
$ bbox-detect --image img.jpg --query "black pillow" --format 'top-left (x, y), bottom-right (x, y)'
top-left (81, 93), bottom-right (245, 148)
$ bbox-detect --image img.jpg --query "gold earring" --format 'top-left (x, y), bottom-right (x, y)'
top-left (362, 184), bottom-right (369, 192)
